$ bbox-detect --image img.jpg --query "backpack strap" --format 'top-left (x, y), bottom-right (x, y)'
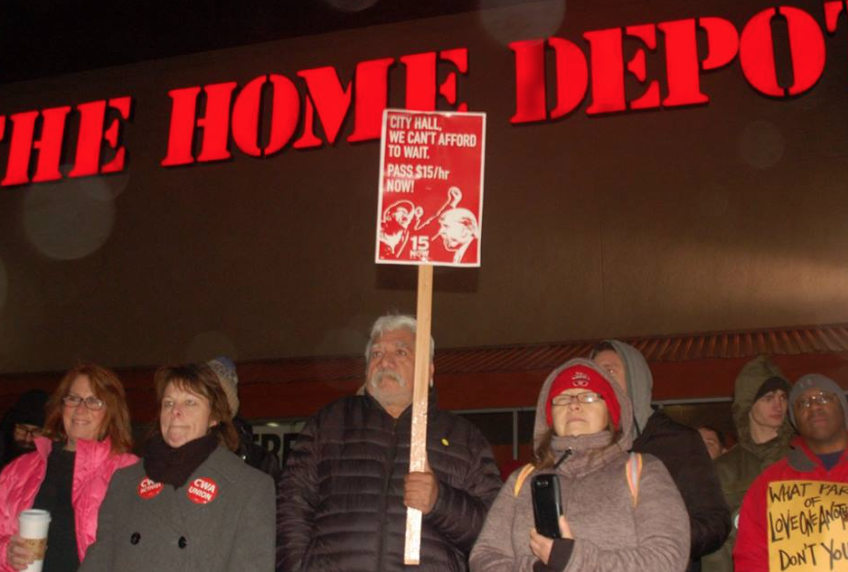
top-left (625, 452), bottom-right (643, 507)
top-left (513, 455), bottom-right (642, 504)
top-left (513, 464), bottom-right (536, 496)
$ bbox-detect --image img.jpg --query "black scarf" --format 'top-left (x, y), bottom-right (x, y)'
top-left (144, 433), bottom-right (218, 488)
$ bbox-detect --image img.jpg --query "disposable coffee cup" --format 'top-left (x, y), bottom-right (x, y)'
top-left (18, 510), bottom-right (50, 572)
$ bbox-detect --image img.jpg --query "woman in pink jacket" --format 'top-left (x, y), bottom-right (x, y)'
top-left (0, 363), bottom-right (138, 572)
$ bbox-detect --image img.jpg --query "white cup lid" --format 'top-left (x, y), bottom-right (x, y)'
top-left (19, 510), bottom-right (51, 523)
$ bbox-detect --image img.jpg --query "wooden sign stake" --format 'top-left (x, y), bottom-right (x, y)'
top-left (404, 264), bottom-right (434, 565)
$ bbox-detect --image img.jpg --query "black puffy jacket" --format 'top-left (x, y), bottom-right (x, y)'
top-left (276, 393), bottom-right (502, 572)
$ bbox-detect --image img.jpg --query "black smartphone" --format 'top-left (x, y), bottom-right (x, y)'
top-left (531, 474), bottom-right (562, 539)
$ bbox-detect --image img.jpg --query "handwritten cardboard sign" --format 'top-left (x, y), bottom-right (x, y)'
top-left (376, 109), bottom-right (485, 267)
top-left (767, 480), bottom-right (848, 571)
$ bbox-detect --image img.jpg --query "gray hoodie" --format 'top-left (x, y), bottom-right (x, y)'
top-left (595, 340), bottom-right (654, 436)
top-left (596, 340), bottom-right (731, 572)
top-left (470, 358), bottom-right (690, 572)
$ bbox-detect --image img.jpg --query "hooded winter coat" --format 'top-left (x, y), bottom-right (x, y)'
top-left (0, 436), bottom-right (138, 571)
top-left (596, 341), bottom-right (731, 572)
top-left (701, 356), bottom-right (795, 572)
top-left (0, 390), bottom-right (48, 470)
top-left (469, 358), bottom-right (690, 572)
top-left (276, 390), bottom-right (503, 572)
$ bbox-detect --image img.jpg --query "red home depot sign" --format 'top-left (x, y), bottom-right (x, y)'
top-left (0, 2), bottom-right (846, 186)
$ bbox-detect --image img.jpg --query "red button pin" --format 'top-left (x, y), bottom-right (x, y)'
top-left (138, 477), bottom-right (163, 500)
top-left (187, 477), bottom-right (218, 504)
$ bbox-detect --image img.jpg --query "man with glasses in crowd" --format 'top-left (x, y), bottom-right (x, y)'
top-left (0, 389), bottom-right (48, 469)
top-left (733, 374), bottom-right (848, 571)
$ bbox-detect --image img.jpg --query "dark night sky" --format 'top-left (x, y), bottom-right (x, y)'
top-left (0, 0), bottom-right (525, 85)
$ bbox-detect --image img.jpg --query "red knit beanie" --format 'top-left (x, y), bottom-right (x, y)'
top-left (545, 364), bottom-right (621, 429)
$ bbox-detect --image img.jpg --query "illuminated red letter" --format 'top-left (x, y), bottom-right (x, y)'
top-left (740, 6), bottom-right (826, 97)
top-left (510, 38), bottom-right (588, 124)
top-left (582, 24), bottom-right (659, 114)
top-left (231, 75), bottom-right (300, 157)
top-left (583, 28), bottom-right (626, 115)
top-left (549, 38), bottom-right (589, 119)
top-left (294, 99), bottom-right (323, 149)
top-left (1, 106), bottom-right (70, 186)
top-left (824, 0), bottom-right (845, 33)
top-left (401, 49), bottom-right (469, 112)
top-left (161, 82), bottom-right (237, 166)
top-left (401, 52), bottom-right (436, 110)
top-left (69, 96), bottom-right (132, 178)
top-left (294, 66), bottom-right (352, 149)
top-left (293, 51), bottom-right (462, 148)
top-left (294, 57), bottom-right (395, 148)
top-left (660, 18), bottom-right (738, 107)
top-left (437, 48), bottom-right (468, 112)
top-left (624, 24), bottom-right (660, 110)
top-left (510, 40), bottom-right (546, 123)
top-left (346, 57), bottom-right (395, 143)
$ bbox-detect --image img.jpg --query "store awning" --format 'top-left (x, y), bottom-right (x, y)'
top-left (2, 323), bottom-right (847, 420)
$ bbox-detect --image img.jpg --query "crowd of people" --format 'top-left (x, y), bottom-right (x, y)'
top-left (0, 313), bottom-right (845, 572)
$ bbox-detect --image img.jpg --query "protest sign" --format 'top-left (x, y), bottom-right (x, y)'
top-left (767, 480), bottom-right (848, 571)
top-left (375, 109), bottom-right (486, 564)
top-left (376, 109), bottom-right (485, 267)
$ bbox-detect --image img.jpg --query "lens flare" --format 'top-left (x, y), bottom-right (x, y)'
top-left (23, 177), bottom-right (116, 260)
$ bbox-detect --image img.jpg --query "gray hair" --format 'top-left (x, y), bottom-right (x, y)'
top-left (365, 314), bottom-right (435, 364)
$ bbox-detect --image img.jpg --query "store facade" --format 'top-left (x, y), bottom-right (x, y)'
top-left (0, 0), bottom-right (847, 465)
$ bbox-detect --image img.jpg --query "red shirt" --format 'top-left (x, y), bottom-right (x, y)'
top-left (733, 438), bottom-right (848, 572)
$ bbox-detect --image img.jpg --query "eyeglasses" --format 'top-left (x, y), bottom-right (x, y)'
top-left (62, 394), bottom-right (105, 411)
top-left (13, 424), bottom-right (43, 438)
top-left (552, 392), bottom-right (604, 406)
top-left (794, 392), bottom-right (836, 410)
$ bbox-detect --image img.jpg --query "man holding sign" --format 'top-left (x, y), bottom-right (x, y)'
top-left (371, 109), bottom-right (488, 565)
top-left (276, 314), bottom-right (502, 572)
top-left (734, 374), bottom-right (848, 572)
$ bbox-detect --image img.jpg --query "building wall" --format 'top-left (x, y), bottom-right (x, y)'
top-left (0, 0), bottom-right (846, 373)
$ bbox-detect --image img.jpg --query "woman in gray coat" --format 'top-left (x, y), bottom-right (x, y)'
top-left (470, 358), bottom-right (690, 572)
top-left (79, 363), bottom-right (275, 572)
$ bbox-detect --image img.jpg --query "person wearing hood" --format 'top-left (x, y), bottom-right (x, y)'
top-left (0, 390), bottom-right (49, 470)
top-left (276, 314), bottom-right (502, 572)
top-left (470, 358), bottom-right (689, 572)
top-left (591, 341), bottom-right (730, 572)
top-left (206, 357), bottom-right (282, 486)
top-left (733, 374), bottom-right (848, 572)
top-left (702, 355), bottom-right (794, 572)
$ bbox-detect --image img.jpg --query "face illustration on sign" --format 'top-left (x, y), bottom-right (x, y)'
top-left (377, 184), bottom-right (478, 264)
top-left (436, 207), bottom-right (479, 264)
top-left (379, 200), bottom-right (423, 258)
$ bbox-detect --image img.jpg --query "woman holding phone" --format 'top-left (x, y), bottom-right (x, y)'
top-left (470, 358), bottom-right (690, 572)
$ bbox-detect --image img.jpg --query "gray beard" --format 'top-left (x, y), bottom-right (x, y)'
top-left (369, 368), bottom-right (407, 390)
